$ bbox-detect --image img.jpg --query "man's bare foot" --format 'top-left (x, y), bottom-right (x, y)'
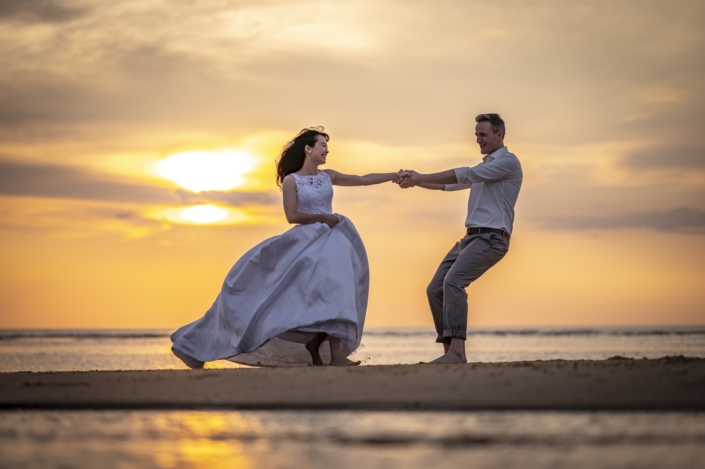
top-left (329, 357), bottom-right (361, 366)
top-left (305, 332), bottom-right (327, 366)
top-left (429, 351), bottom-right (467, 364)
top-left (430, 338), bottom-right (467, 364)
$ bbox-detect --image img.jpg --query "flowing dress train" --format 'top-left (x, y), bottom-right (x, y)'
top-left (171, 171), bottom-right (369, 367)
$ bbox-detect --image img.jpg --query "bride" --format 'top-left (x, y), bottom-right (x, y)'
top-left (171, 127), bottom-right (400, 367)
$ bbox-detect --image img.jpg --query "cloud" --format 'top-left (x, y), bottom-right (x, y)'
top-left (0, 44), bottom-right (211, 127)
top-left (621, 144), bottom-right (705, 171)
top-left (0, 81), bottom-right (98, 127)
top-left (540, 207), bottom-right (705, 234)
top-left (0, 0), bottom-right (702, 147)
top-left (0, 159), bottom-right (277, 207)
top-left (0, 159), bottom-right (179, 203)
top-left (0, 0), bottom-right (86, 23)
top-left (176, 190), bottom-right (277, 206)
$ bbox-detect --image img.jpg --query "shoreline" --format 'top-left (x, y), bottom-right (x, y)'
top-left (1, 357), bottom-right (703, 411)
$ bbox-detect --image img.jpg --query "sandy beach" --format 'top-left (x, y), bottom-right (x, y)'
top-left (1, 357), bottom-right (703, 411)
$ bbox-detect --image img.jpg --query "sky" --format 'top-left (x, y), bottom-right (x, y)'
top-left (0, 0), bottom-right (703, 329)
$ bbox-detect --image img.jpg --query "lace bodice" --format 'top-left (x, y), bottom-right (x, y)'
top-left (292, 171), bottom-right (333, 215)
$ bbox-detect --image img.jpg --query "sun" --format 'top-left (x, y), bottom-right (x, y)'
top-left (154, 150), bottom-right (257, 192)
top-left (156, 204), bottom-right (248, 225)
top-left (178, 205), bottom-right (229, 224)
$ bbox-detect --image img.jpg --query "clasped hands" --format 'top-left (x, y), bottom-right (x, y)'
top-left (393, 169), bottom-right (421, 189)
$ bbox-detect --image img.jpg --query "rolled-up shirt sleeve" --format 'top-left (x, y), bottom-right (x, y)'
top-left (444, 183), bottom-right (472, 191)
top-left (454, 157), bottom-right (519, 184)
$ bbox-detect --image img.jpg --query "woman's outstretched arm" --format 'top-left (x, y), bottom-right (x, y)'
top-left (282, 176), bottom-right (338, 227)
top-left (324, 169), bottom-right (399, 187)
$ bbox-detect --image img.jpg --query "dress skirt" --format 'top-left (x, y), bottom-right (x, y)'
top-left (171, 215), bottom-right (369, 367)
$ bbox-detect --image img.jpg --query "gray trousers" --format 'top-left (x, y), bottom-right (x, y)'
top-left (427, 232), bottom-right (509, 343)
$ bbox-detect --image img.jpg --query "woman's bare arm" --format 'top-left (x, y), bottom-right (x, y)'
top-left (282, 176), bottom-right (338, 227)
top-left (324, 169), bottom-right (399, 187)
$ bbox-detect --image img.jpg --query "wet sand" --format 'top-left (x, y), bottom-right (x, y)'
top-left (1, 357), bottom-right (703, 410)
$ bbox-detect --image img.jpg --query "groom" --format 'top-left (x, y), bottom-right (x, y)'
top-left (397, 113), bottom-right (523, 364)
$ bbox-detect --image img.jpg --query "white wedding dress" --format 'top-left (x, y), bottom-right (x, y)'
top-left (171, 171), bottom-right (369, 367)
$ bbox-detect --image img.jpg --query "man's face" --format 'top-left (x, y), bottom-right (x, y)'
top-left (475, 121), bottom-right (504, 155)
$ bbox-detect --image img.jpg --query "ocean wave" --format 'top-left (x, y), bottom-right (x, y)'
top-left (362, 327), bottom-right (705, 338)
top-left (2, 327), bottom-right (704, 341)
top-left (0, 330), bottom-right (170, 340)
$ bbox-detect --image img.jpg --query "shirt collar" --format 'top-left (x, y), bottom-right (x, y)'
top-left (482, 146), bottom-right (509, 163)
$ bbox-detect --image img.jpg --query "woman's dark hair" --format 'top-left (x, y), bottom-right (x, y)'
top-left (275, 127), bottom-right (329, 188)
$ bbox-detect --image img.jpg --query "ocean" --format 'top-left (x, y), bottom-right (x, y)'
top-left (1, 326), bottom-right (704, 468)
top-left (0, 326), bottom-right (704, 372)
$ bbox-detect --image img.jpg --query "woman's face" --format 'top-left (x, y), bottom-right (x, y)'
top-left (306, 135), bottom-right (329, 165)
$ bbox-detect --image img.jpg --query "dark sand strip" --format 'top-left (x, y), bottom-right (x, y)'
top-left (1, 358), bottom-right (703, 410)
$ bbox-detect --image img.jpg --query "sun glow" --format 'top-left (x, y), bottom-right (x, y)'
top-left (179, 205), bottom-right (229, 223)
top-left (156, 205), bottom-right (248, 225)
top-left (155, 150), bottom-right (257, 192)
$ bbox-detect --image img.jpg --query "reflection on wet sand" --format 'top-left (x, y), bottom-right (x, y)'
top-left (1, 411), bottom-right (703, 469)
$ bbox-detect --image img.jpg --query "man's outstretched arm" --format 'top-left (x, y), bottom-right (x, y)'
top-left (399, 169), bottom-right (457, 187)
top-left (415, 183), bottom-right (446, 190)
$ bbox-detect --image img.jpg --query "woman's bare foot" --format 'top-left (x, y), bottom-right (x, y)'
top-left (326, 336), bottom-right (360, 366)
top-left (329, 357), bottom-right (361, 366)
top-left (305, 332), bottom-right (328, 366)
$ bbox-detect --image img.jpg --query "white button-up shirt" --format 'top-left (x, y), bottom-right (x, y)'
top-left (444, 146), bottom-right (523, 235)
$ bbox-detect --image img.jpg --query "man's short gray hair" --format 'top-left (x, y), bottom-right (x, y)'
top-left (476, 113), bottom-right (506, 136)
